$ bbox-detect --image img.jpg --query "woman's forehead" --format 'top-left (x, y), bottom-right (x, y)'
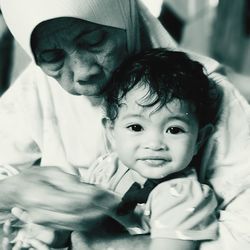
top-left (31, 17), bottom-right (110, 51)
top-left (33, 17), bottom-right (101, 40)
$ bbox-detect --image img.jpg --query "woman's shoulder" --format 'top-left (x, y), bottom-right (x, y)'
top-left (1, 62), bottom-right (52, 101)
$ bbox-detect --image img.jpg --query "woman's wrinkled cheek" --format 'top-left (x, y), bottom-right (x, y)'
top-left (93, 48), bottom-right (104, 65)
top-left (97, 47), bottom-right (117, 76)
top-left (96, 31), bottom-right (128, 78)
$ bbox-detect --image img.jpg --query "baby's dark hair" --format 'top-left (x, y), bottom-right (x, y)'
top-left (102, 48), bottom-right (219, 127)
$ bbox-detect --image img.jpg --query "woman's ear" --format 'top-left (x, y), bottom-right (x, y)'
top-left (102, 117), bottom-right (116, 149)
top-left (194, 124), bottom-right (214, 155)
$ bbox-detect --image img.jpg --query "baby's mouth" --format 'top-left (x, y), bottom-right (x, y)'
top-left (140, 158), bottom-right (169, 167)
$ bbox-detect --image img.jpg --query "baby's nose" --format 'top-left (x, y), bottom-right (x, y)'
top-left (144, 133), bottom-right (168, 151)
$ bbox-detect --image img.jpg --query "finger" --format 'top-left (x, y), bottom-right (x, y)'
top-left (13, 177), bottom-right (113, 215)
top-left (11, 207), bottom-right (32, 223)
top-left (41, 184), bottom-right (120, 213)
top-left (2, 237), bottom-right (12, 250)
top-left (3, 219), bottom-right (12, 235)
top-left (26, 239), bottom-right (50, 250)
top-left (26, 224), bottom-right (55, 245)
top-left (12, 240), bottom-right (23, 250)
top-left (3, 219), bottom-right (20, 243)
top-left (15, 186), bottom-right (96, 214)
top-left (25, 189), bottom-right (102, 214)
top-left (27, 208), bottom-right (106, 231)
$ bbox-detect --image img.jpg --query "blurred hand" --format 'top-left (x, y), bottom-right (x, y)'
top-left (2, 219), bottom-right (53, 250)
top-left (3, 166), bottom-right (121, 231)
top-left (70, 231), bottom-right (151, 250)
top-left (3, 237), bottom-right (50, 250)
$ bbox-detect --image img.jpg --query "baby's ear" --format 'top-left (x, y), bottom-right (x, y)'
top-left (194, 124), bottom-right (214, 155)
top-left (102, 117), bottom-right (114, 130)
top-left (102, 117), bottom-right (116, 148)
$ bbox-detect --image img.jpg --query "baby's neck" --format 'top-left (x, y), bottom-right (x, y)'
top-left (130, 170), bottom-right (147, 187)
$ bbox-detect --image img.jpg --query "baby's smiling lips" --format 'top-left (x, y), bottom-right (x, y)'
top-left (139, 157), bottom-right (170, 167)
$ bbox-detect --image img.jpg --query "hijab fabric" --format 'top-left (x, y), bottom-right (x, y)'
top-left (0, 0), bottom-right (142, 57)
top-left (1, 0), bottom-right (218, 73)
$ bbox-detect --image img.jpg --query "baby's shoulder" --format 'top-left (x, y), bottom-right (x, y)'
top-left (149, 170), bottom-right (215, 206)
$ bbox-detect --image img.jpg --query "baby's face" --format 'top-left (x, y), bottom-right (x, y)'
top-left (110, 85), bottom-right (200, 179)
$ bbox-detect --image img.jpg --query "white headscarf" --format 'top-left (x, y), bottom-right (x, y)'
top-left (0, 0), bottom-right (142, 57)
top-left (1, 0), bottom-right (218, 73)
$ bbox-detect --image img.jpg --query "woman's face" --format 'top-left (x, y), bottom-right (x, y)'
top-left (32, 17), bottom-right (128, 96)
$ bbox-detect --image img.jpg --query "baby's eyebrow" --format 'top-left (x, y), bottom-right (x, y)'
top-left (121, 114), bottom-right (143, 121)
top-left (167, 114), bottom-right (192, 125)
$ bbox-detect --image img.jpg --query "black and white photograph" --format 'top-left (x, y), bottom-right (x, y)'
top-left (0, 1), bottom-right (250, 249)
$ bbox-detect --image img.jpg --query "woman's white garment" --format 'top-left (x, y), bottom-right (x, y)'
top-left (199, 74), bottom-right (250, 250)
top-left (0, 63), bottom-right (106, 175)
top-left (0, 0), bottom-right (250, 248)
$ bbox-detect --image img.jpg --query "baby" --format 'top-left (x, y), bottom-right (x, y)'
top-left (81, 48), bottom-right (220, 250)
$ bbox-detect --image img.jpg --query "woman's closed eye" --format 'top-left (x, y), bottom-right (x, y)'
top-left (78, 30), bottom-right (107, 49)
top-left (166, 127), bottom-right (185, 135)
top-left (127, 124), bottom-right (144, 132)
top-left (37, 49), bottom-right (65, 64)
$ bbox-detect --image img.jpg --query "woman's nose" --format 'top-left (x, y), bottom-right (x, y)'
top-left (69, 52), bottom-right (100, 82)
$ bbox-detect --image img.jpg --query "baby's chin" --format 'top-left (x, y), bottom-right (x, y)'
top-left (138, 168), bottom-right (173, 180)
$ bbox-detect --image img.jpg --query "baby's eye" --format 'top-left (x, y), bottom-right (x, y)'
top-left (37, 49), bottom-right (65, 64)
top-left (127, 124), bottom-right (143, 132)
top-left (166, 127), bottom-right (185, 134)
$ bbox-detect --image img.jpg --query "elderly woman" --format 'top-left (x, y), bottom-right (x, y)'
top-left (0, 0), bottom-right (250, 249)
